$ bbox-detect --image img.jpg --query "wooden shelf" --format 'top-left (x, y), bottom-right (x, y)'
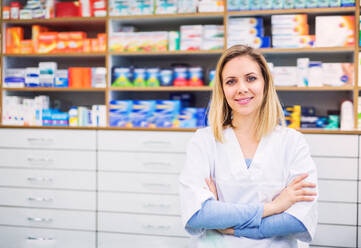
top-left (3, 52), bottom-right (106, 57)
top-left (110, 86), bottom-right (212, 91)
top-left (276, 86), bottom-right (354, 91)
top-left (109, 50), bottom-right (224, 56)
top-left (228, 6), bottom-right (356, 16)
top-left (2, 16), bottom-right (106, 24)
top-left (258, 46), bottom-right (355, 54)
top-left (2, 88), bottom-right (106, 92)
top-left (109, 12), bottom-right (224, 20)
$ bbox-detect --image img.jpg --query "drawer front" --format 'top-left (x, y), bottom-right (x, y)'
top-left (99, 172), bottom-right (179, 194)
top-left (0, 149), bottom-right (96, 171)
top-left (98, 130), bottom-right (193, 152)
top-left (318, 202), bottom-right (356, 225)
top-left (0, 188), bottom-right (96, 211)
top-left (312, 224), bottom-right (356, 247)
top-left (0, 129), bottom-right (96, 150)
top-left (0, 168), bottom-right (96, 190)
top-left (98, 192), bottom-right (180, 215)
top-left (313, 157), bottom-right (358, 180)
top-left (304, 134), bottom-right (358, 157)
top-left (0, 226), bottom-right (95, 248)
top-left (98, 151), bottom-right (185, 174)
top-left (318, 180), bottom-right (357, 203)
top-left (98, 212), bottom-right (186, 237)
top-left (0, 206), bottom-right (95, 231)
top-left (98, 232), bottom-right (189, 248)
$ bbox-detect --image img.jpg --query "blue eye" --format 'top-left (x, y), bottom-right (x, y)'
top-left (247, 76), bottom-right (256, 82)
top-left (225, 79), bottom-right (236, 85)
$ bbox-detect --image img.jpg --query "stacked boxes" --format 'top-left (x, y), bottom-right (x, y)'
top-left (315, 16), bottom-right (355, 47)
top-left (271, 14), bottom-right (314, 48)
top-left (180, 25), bottom-right (224, 51)
top-left (227, 17), bottom-right (270, 49)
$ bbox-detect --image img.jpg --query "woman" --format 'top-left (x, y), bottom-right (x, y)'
top-left (179, 45), bottom-right (318, 247)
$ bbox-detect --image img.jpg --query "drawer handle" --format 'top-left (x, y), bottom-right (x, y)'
top-left (143, 162), bottom-right (171, 168)
top-left (142, 183), bottom-right (171, 188)
top-left (28, 197), bottom-right (53, 202)
top-left (27, 138), bottom-right (54, 144)
top-left (142, 203), bottom-right (171, 209)
top-left (27, 236), bottom-right (54, 241)
top-left (27, 177), bottom-right (53, 183)
top-left (27, 217), bottom-right (53, 223)
top-left (142, 141), bottom-right (171, 146)
top-left (142, 224), bottom-right (171, 230)
top-left (27, 157), bottom-right (54, 163)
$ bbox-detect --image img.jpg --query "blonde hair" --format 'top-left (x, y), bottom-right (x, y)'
top-left (208, 45), bottom-right (285, 143)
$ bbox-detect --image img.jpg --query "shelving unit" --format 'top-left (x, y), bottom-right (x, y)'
top-left (1, 2), bottom-right (360, 133)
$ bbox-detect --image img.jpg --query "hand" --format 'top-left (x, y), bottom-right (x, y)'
top-left (217, 228), bottom-right (234, 235)
top-left (263, 173), bottom-right (317, 217)
top-left (205, 176), bottom-right (218, 200)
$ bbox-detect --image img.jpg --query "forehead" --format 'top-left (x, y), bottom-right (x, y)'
top-left (222, 55), bottom-right (261, 77)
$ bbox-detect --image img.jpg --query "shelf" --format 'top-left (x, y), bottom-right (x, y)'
top-left (109, 12), bottom-right (224, 20)
top-left (299, 129), bottom-right (359, 134)
top-left (3, 52), bottom-right (107, 57)
top-left (258, 46), bottom-right (355, 54)
top-left (110, 86), bottom-right (212, 91)
top-left (228, 7), bottom-right (356, 16)
top-left (109, 50), bottom-right (224, 56)
top-left (2, 16), bottom-right (107, 25)
top-left (2, 88), bottom-right (106, 92)
top-left (276, 86), bottom-right (354, 91)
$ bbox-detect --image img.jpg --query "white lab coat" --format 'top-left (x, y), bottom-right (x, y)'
top-left (179, 126), bottom-right (318, 248)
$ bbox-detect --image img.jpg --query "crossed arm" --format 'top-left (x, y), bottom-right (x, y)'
top-left (185, 174), bottom-right (317, 239)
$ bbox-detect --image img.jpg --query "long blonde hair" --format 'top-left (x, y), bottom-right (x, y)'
top-left (208, 45), bottom-right (285, 143)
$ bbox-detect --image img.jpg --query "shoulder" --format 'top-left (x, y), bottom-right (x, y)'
top-left (273, 125), bottom-right (304, 140)
top-left (188, 126), bottom-right (215, 145)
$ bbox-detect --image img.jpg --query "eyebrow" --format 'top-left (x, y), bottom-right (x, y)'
top-left (223, 72), bottom-right (257, 80)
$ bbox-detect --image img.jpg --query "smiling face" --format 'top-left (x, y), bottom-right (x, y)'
top-left (222, 55), bottom-right (265, 122)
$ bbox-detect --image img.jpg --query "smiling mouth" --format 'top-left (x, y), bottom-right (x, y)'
top-left (235, 97), bottom-right (253, 104)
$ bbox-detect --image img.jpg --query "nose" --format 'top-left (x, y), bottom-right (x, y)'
top-left (237, 80), bottom-right (248, 94)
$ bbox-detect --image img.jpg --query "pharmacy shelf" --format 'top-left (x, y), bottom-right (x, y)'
top-left (2, 16), bottom-right (107, 25)
top-left (227, 6), bottom-right (356, 16)
top-left (2, 88), bottom-right (106, 92)
top-left (276, 86), bottom-right (354, 91)
top-left (109, 50), bottom-right (224, 56)
top-left (258, 46), bottom-right (355, 54)
top-left (109, 12), bottom-right (224, 21)
top-left (3, 52), bottom-right (107, 57)
top-left (110, 86), bottom-right (212, 91)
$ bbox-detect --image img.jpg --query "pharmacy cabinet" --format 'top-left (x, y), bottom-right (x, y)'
top-left (0, 129), bottom-right (97, 248)
top-left (312, 224), bottom-right (357, 247)
top-left (0, 226), bottom-right (96, 248)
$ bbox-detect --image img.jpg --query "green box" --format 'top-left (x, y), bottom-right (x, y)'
top-left (261, 0), bottom-right (272, 9)
top-left (272, 0), bottom-right (284, 9)
top-left (329, 0), bottom-right (341, 7)
top-left (239, 0), bottom-right (250, 9)
top-left (317, 0), bottom-right (329, 7)
top-left (284, 0), bottom-right (294, 8)
top-left (250, 0), bottom-right (261, 10)
top-left (294, 0), bottom-right (306, 8)
top-left (306, 0), bottom-right (318, 8)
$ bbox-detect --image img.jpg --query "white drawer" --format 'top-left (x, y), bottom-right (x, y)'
top-left (98, 232), bottom-right (189, 248)
top-left (0, 168), bottom-right (95, 190)
top-left (99, 172), bottom-right (179, 194)
top-left (0, 188), bottom-right (96, 211)
top-left (304, 134), bottom-right (358, 157)
top-left (0, 206), bottom-right (95, 231)
top-left (98, 151), bottom-right (185, 174)
top-left (313, 157), bottom-right (358, 180)
top-left (0, 226), bottom-right (95, 248)
top-left (318, 180), bottom-right (357, 203)
top-left (98, 130), bottom-right (193, 152)
top-left (0, 129), bottom-right (96, 150)
top-left (318, 202), bottom-right (356, 225)
top-left (99, 192), bottom-right (180, 215)
top-left (98, 212), bottom-right (187, 237)
top-left (312, 224), bottom-right (356, 247)
top-left (0, 149), bottom-right (96, 171)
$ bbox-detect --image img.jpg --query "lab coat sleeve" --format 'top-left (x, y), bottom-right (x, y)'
top-left (179, 129), bottom-right (216, 235)
top-left (285, 131), bottom-right (318, 243)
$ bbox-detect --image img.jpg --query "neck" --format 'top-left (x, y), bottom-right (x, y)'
top-left (232, 112), bottom-right (258, 137)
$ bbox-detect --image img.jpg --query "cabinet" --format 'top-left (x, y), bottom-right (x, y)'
top-left (0, 2), bottom-right (360, 131)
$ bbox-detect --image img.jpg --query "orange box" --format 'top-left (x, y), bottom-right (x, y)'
top-left (57, 32), bottom-right (69, 53)
top-left (32, 25), bottom-right (49, 53)
top-left (20, 40), bottom-right (33, 54)
top-left (38, 32), bottom-right (58, 53)
top-left (83, 39), bottom-right (91, 52)
top-left (68, 32), bottom-right (86, 52)
top-left (6, 27), bottom-right (23, 53)
top-left (97, 33), bottom-right (106, 51)
top-left (90, 38), bottom-right (99, 52)
top-left (69, 67), bottom-right (92, 88)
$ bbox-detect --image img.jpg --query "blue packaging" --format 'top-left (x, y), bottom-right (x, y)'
top-left (42, 109), bottom-right (53, 126)
top-left (341, 0), bottom-right (355, 6)
top-left (146, 68), bottom-right (160, 87)
top-left (188, 67), bottom-right (204, 86)
top-left (196, 108), bottom-right (207, 127)
top-left (160, 69), bottom-right (174, 86)
top-left (209, 69), bottom-right (216, 86)
top-left (52, 111), bottom-right (69, 126)
top-left (228, 0), bottom-right (241, 10)
top-left (133, 68), bottom-right (147, 87)
top-left (170, 92), bottom-right (194, 108)
top-left (150, 100), bottom-right (181, 128)
top-left (173, 67), bottom-right (189, 86)
top-left (176, 108), bottom-right (197, 128)
top-left (130, 100), bottom-right (156, 127)
top-left (55, 70), bottom-right (68, 88)
top-left (112, 67), bottom-right (133, 87)
top-left (109, 100), bottom-right (133, 127)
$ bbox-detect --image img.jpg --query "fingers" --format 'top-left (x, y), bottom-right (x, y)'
top-left (297, 196), bottom-right (316, 202)
top-left (295, 189), bottom-right (317, 196)
top-left (290, 174), bottom-right (309, 186)
top-left (294, 181), bottom-right (316, 190)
